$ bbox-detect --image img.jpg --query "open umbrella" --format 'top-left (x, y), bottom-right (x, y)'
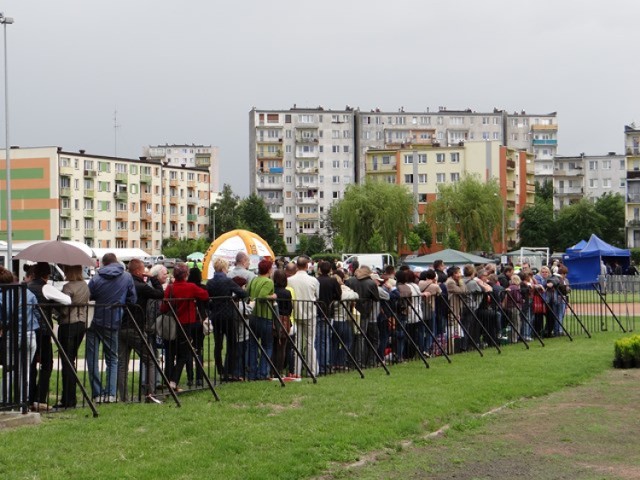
top-left (186, 252), bottom-right (204, 261)
top-left (14, 240), bottom-right (96, 267)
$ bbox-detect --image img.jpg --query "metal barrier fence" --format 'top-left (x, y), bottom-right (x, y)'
top-left (9, 283), bottom-right (635, 415)
top-left (0, 284), bottom-right (29, 413)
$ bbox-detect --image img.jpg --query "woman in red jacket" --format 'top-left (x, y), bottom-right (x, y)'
top-left (161, 262), bottom-right (209, 391)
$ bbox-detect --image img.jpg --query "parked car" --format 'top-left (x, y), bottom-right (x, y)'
top-left (143, 255), bottom-right (165, 268)
top-left (163, 258), bottom-right (183, 269)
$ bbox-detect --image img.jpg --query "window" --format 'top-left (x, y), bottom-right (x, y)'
top-left (83, 160), bottom-right (94, 171)
top-left (450, 172), bottom-right (460, 182)
top-left (589, 161), bottom-right (598, 170)
top-left (298, 114), bottom-right (314, 123)
top-left (332, 130), bottom-right (340, 139)
top-left (493, 132), bottom-right (499, 140)
top-left (418, 193), bottom-right (427, 203)
top-left (602, 160), bottom-right (611, 170)
top-left (450, 152), bottom-right (460, 163)
top-left (404, 174), bottom-right (413, 184)
top-left (436, 173), bottom-right (446, 183)
top-left (332, 145), bottom-right (340, 153)
top-left (404, 154), bottom-right (413, 164)
top-left (84, 199), bottom-right (93, 210)
top-left (332, 176), bottom-right (340, 183)
top-left (382, 155), bottom-right (391, 165)
top-left (603, 178), bottom-right (611, 188)
top-left (343, 145), bottom-right (349, 153)
top-left (436, 153), bottom-right (445, 163)
top-left (589, 179), bottom-right (598, 188)
top-left (450, 117), bottom-right (463, 125)
top-left (343, 160), bottom-right (350, 168)
top-left (418, 174), bottom-right (427, 183)
top-left (418, 154), bottom-right (427, 164)
top-left (620, 179), bottom-right (626, 188)
top-left (332, 160), bottom-right (340, 168)
top-left (332, 191), bottom-right (339, 199)
top-left (436, 232), bottom-right (444, 244)
top-left (621, 159), bottom-right (626, 169)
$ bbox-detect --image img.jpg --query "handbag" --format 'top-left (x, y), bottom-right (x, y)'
top-left (533, 294), bottom-right (546, 314)
top-left (202, 318), bottom-right (213, 336)
top-left (155, 285), bottom-right (177, 341)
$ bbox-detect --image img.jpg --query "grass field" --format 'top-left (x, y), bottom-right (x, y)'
top-left (0, 331), bottom-right (629, 479)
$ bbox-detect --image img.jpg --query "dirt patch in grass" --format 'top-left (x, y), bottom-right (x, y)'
top-left (325, 368), bottom-right (640, 480)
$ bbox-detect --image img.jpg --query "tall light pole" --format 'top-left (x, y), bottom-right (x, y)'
top-left (1, 13), bottom-right (13, 268)
top-left (159, 158), bottom-right (168, 253)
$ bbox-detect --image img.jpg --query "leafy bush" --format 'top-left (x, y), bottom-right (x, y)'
top-left (613, 335), bottom-right (640, 368)
top-left (631, 248), bottom-right (640, 266)
top-left (311, 253), bottom-right (342, 263)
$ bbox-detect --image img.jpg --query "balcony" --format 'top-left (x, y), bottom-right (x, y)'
top-left (114, 191), bottom-right (128, 202)
top-left (555, 187), bottom-right (583, 196)
top-left (141, 192), bottom-right (152, 203)
top-left (257, 149), bottom-right (283, 159)
top-left (83, 170), bottom-right (97, 178)
top-left (115, 211), bottom-right (128, 220)
top-left (115, 173), bottom-right (128, 182)
top-left (627, 170), bottom-right (640, 180)
top-left (187, 231), bottom-right (198, 240)
top-left (59, 166), bottom-right (74, 176)
top-left (60, 187), bottom-right (71, 197)
top-left (115, 230), bottom-right (128, 239)
top-left (296, 196), bottom-right (319, 205)
top-left (506, 180), bottom-right (516, 190)
top-left (627, 193), bottom-right (640, 203)
top-left (296, 182), bottom-right (319, 190)
top-left (367, 161), bottom-right (397, 172)
top-left (141, 210), bottom-right (152, 221)
top-left (627, 218), bottom-right (640, 227)
top-left (60, 228), bottom-right (71, 239)
top-left (60, 208), bottom-right (71, 217)
top-left (187, 196), bottom-right (198, 205)
top-left (140, 228), bottom-right (152, 238)
top-left (297, 213), bottom-right (318, 220)
top-left (187, 180), bottom-right (197, 188)
top-left (258, 182), bottom-right (284, 190)
top-left (195, 154), bottom-right (211, 168)
top-left (532, 139), bottom-right (557, 146)
top-left (294, 165), bottom-right (318, 174)
top-left (187, 214), bottom-right (197, 222)
top-left (531, 124), bottom-right (558, 132)
top-left (83, 210), bottom-right (94, 218)
top-left (169, 179), bottom-right (179, 187)
top-left (140, 174), bottom-right (152, 184)
top-left (258, 167), bottom-right (284, 175)
top-left (295, 132), bottom-right (319, 143)
top-left (84, 230), bottom-right (95, 239)
top-left (506, 200), bottom-right (516, 209)
top-left (526, 184), bottom-right (536, 193)
top-left (506, 160), bottom-right (516, 170)
top-left (170, 214), bottom-right (180, 222)
top-left (554, 167), bottom-right (584, 177)
top-left (84, 190), bottom-right (95, 199)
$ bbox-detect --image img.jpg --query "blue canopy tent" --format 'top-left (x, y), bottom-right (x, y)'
top-left (562, 234), bottom-right (630, 287)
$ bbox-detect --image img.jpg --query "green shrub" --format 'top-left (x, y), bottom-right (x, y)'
top-left (631, 248), bottom-right (640, 266)
top-left (613, 335), bottom-right (640, 364)
top-left (311, 253), bottom-right (342, 263)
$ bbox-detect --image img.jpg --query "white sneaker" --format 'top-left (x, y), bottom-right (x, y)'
top-left (106, 395), bottom-right (116, 403)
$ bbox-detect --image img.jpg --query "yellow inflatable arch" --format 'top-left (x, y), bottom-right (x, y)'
top-left (202, 229), bottom-right (275, 280)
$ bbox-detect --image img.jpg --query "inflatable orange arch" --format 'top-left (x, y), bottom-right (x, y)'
top-left (202, 229), bottom-right (275, 280)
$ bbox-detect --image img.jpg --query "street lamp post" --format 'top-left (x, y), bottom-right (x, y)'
top-left (160, 158), bottom-right (168, 253)
top-left (1, 13), bottom-right (13, 268)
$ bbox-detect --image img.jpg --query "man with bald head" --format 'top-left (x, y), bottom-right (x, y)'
top-left (228, 251), bottom-right (256, 284)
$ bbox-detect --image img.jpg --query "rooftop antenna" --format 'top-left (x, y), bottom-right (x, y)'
top-left (113, 109), bottom-right (120, 157)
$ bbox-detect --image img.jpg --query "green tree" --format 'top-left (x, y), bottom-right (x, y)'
top-left (307, 235), bottom-right (327, 257)
top-left (329, 181), bottom-right (415, 253)
top-left (430, 175), bottom-right (501, 251)
top-left (162, 237), bottom-right (210, 260)
top-left (536, 180), bottom-right (554, 203)
top-left (518, 200), bottom-right (555, 250)
top-left (444, 230), bottom-right (461, 250)
top-left (237, 193), bottom-right (282, 251)
top-left (211, 184), bottom-right (240, 240)
top-left (406, 231), bottom-right (422, 252)
top-left (296, 234), bottom-right (310, 256)
top-left (555, 199), bottom-right (606, 251)
top-left (412, 221), bottom-right (433, 248)
top-left (594, 193), bottom-right (625, 247)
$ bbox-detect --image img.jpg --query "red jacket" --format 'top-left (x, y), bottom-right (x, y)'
top-left (161, 280), bottom-right (209, 325)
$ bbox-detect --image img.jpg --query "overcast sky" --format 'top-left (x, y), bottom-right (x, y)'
top-left (2, 0), bottom-right (640, 195)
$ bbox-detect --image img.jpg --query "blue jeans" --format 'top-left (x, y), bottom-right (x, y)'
top-left (86, 324), bottom-right (119, 399)
top-left (248, 316), bottom-right (273, 380)
top-left (315, 316), bottom-right (331, 375)
top-left (396, 316), bottom-right (407, 361)
top-left (553, 302), bottom-right (566, 335)
top-left (331, 320), bottom-right (353, 367)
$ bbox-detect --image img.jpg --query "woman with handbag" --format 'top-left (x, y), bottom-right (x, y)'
top-left (160, 262), bottom-right (209, 392)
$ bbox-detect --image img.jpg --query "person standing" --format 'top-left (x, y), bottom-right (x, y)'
top-left (287, 257), bottom-right (320, 377)
top-left (86, 253), bottom-right (137, 403)
top-left (160, 262), bottom-right (209, 391)
top-left (345, 266), bottom-right (381, 367)
top-left (246, 259), bottom-right (277, 380)
top-left (316, 260), bottom-right (341, 375)
top-left (117, 259), bottom-right (164, 402)
top-left (206, 257), bottom-right (248, 382)
top-left (52, 265), bottom-right (90, 409)
top-left (228, 251), bottom-right (256, 284)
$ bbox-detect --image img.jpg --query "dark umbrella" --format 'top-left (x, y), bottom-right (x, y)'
top-left (14, 240), bottom-right (96, 267)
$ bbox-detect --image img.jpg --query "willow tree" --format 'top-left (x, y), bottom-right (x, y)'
top-left (328, 181), bottom-right (415, 253)
top-left (430, 174), bottom-right (502, 251)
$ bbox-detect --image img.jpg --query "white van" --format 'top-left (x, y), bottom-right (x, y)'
top-left (342, 253), bottom-right (395, 272)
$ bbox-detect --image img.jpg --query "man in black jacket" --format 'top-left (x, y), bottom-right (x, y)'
top-left (117, 259), bottom-right (164, 402)
top-left (345, 266), bottom-right (380, 367)
top-left (316, 261), bottom-right (341, 374)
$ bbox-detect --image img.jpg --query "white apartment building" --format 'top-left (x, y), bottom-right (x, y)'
top-left (539, 153), bottom-right (626, 210)
top-left (0, 146), bottom-right (211, 255)
top-left (250, 106), bottom-right (557, 253)
top-left (143, 144), bottom-right (220, 195)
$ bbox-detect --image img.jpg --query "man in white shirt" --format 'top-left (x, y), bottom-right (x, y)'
top-left (286, 257), bottom-right (320, 377)
top-left (227, 251), bottom-right (256, 284)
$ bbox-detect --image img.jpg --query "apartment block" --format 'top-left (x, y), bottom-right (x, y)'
top-left (625, 125), bottom-right (640, 247)
top-left (0, 146), bottom-right (211, 254)
top-left (364, 142), bottom-right (534, 253)
top-left (250, 106), bottom-right (555, 253)
top-left (551, 153), bottom-right (625, 210)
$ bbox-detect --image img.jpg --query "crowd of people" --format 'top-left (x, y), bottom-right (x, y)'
top-left (0, 251), bottom-right (574, 411)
